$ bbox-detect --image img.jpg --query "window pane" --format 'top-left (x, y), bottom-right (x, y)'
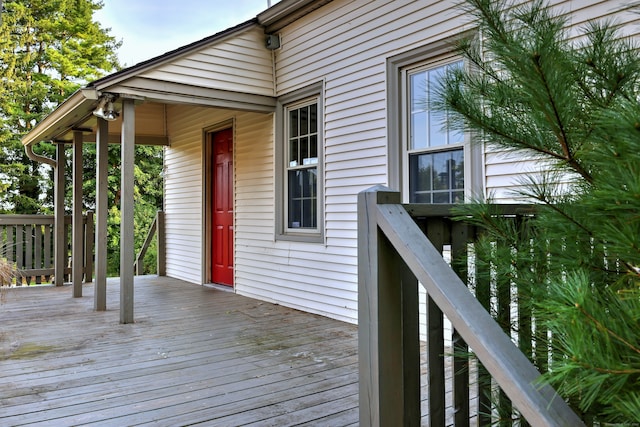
top-left (409, 149), bottom-right (464, 204)
top-left (409, 61), bottom-right (466, 150)
top-left (451, 149), bottom-right (464, 189)
top-left (452, 190), bottom-right (464, 204)
top-left (428, 66), bottom-right (444, 107)
top-left (432, 151), bottom-right (449, 190)
top-left (310, 104), bottom-right (318, 133)
top-left (300, 106), bottom-right (309, 135)
top-left (433, 192), bottom-right (450, 204)
top-left (411, 111), bottom-right (427, 150)
top-left (429, 110), bottom-right (447, 147)
top-left (309, 135), bottom-right (318, 161)
top-left (288, 168), bottom-right (317, 229)
top-left (409, 153), bottom-right (433, 203)
top-left (300, 136), bottom-right (309, 164)
top-left (410, 71), bottom-right (427, 112)
top-left (448, 121), bottom-right (464, 145)
top-left (289, 109), bottom-right (299, 138)
top-left (289, 138), bottom-right (299, 167)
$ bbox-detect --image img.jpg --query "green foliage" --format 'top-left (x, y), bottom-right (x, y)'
top-left (442, 0), bottom-right (640, 423)
top-left (0, 0), bottom-right (120, 213)
top-left (81, 144), bottom-right (164, 276)
top-left (0, 1), bottom-right (163, 279)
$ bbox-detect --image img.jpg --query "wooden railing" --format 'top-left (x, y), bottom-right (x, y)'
top-left (134, 211), bottom-right (165, 276)
top-left (0, 213), bottom-right (94, 286)
top-left (358, 186), bottom-right (583, 426)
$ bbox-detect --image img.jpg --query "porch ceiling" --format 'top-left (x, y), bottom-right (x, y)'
top-left (22, 87), bottom-right (275, 148)
top-left (20, 89), bottom-right (169, 147)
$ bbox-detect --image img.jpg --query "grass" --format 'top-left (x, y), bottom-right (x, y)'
top-left (0, 257), bottom-right (12, 285)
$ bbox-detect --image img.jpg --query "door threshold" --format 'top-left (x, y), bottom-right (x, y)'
top-left (204, 283), bottom-right (235, 293)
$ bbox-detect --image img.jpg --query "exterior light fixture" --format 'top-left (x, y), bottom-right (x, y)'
top-left (265, 34), bottom-right (280, 50)
top-left (93, 94), bottom-right (119, 121)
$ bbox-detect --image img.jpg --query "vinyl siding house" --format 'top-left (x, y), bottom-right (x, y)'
top-left (22, 0), bottom-right (639, 324)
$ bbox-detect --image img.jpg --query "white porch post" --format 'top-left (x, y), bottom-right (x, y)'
top-left (54, 143), bottom-right (66, 286)
top-left (120, 98), bottom-right (135, 324)
top-left (94, 118), bottom-right (109, 311)
top-left (72, 131), bottom-right (84, 297)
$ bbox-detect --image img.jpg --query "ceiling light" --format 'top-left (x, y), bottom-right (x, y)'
top-left (93, 95), bottom-right (119, 121)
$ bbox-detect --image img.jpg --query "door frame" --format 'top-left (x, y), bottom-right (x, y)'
top-left (202, 119), bottom-right (235, 286)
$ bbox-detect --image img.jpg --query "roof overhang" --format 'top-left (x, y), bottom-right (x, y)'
top-left (258, 0), bottom-right (334, 33)
top-left (21, 88), bottom-right (99, 147)
top-left (21, 0), bottom-right (335, 149)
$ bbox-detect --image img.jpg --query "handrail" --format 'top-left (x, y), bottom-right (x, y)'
top-left (0, 213), bottom-right (93, 285)
top-left (134, 210), bottom-right (165, 276)
top-left (357, 186), bottom-right (583, 426)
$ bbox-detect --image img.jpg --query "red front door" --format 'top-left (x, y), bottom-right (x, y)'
top-left (211, 128), bottom-right (233, 286)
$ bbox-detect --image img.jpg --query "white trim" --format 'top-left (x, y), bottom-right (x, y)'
top-left (275, 81), bottom-right (325, 243)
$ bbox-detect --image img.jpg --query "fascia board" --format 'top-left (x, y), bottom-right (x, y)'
top-left (21, 88), bottom-right (98, 146)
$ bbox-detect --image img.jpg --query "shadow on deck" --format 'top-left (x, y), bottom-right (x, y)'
top-left (0, 276), bottom-right (359, 426)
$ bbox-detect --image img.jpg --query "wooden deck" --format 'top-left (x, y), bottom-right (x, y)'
top-left (0, 276), bottom-right (360, 426)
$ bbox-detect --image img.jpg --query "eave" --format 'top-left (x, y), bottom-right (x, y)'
top-left (258, 0), bottom-right (334, 33)
top-left (21, 88), bottom-right (99, 147)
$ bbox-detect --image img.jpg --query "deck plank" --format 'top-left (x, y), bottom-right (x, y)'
top-left (1, 276), bottom-right (464, 425)
top-left (0, 277), bottom-right (360, 426)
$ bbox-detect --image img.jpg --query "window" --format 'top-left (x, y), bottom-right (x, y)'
top-left (286, 100), bottom-right (319, 229)
top-left (387, 37), bottom-right (482, 204)
top-left (276, 82), bottom-right (324, 242)
top-left (407, 61), bottom-right (465, 203)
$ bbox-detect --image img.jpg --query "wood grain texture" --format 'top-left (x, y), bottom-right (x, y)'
top-left (0, 276), bottom-right (360, 425)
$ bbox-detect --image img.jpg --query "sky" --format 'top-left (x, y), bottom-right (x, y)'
top-left (95, 0), bottom-right (281, 67)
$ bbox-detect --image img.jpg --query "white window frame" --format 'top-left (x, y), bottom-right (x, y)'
top-left (275, 82), bottom-right (324, 242)
top-left (387, 36), bottom-right (484, 204)
top-left (402, 57), bottom-right (468, 204)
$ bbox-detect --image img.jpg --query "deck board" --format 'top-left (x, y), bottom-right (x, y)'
top-left (1, 276), bottom-right (465, 425)
top-left (0, 277), bottom-right (360, 426)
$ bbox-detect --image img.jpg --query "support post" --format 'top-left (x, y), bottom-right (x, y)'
top-left (54, 143), bottom-right (66, 286)
top-left (357, 186), bottom-right (420, 427)
top-left (157, 210), bottom-right (166, 276)
top-left (72, 131), bottom-right (84, 297)
top-left (120, 99), bottom-right (135, 324)
top-left (84, 211), bottom-right (94, 283)
top-left (95, 117), bottom-right (109, 311)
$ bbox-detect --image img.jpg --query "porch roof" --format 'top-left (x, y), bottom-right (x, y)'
top-left (21, 0), bottom-right (338, 149)
top-left (21, 21), bottom-right (274, 148)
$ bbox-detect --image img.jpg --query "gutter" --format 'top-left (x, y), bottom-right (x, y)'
top-left (21, 88), bottom-right (99, 167)
top-left (25, 143), bottom-right (56, 167)
top-left (258, 0), bottom-right (334, 33)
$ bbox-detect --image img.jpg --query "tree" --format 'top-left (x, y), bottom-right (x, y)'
top-left (0, 0), bottom-right (120, 213)
top-left (81, 143), bottom-right (164, 276)
top-left (440, 0), bottom-right (640, 423)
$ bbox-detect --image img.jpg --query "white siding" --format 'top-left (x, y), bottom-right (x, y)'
top-left (483, 0), bottom-right (640, 201)
top-left (161, 0), bottom-right (640, 326)
top-left (139, 26), bottom-right (274, 97)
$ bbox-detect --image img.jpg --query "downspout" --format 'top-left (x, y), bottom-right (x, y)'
top-left (25, 143), bottom-right (56, 167)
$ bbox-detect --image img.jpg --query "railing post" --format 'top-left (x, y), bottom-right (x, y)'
top-left (72, 130), bottom-right (84, 297)
top-left (54, 143), bottom-right (66, 286)
top-left (157, 211), bottom-right (165, 276)
top-left (94, 116), bottom-right (109, 311)
top-left (358, 186), bottom-right (420, 427)
top-left (84, 211), bottom-right (94, 283)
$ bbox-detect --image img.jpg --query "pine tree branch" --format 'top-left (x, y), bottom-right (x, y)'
top-left (575, 303), bottom-right (640, 356)
top-left (531, 54), bottom-right (593, 184)
top-left (573, 358), bottom-right (640, 376)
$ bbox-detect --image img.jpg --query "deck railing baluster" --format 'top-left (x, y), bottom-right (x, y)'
top-left (451, 221), bottom-right (470, 427)
top-left (358, 186), bottom-right (584, 426)
top-left (0, 214), bottom-right (93, 285)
